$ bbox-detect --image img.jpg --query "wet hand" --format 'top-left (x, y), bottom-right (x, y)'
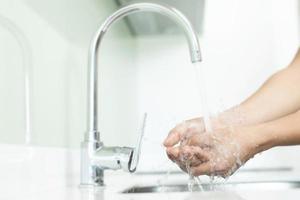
top-left (165, 124), bottom-right (261, 178)
top-left (163, 118), bottom-right (206, 147)
top-left (163, 118), bottom-right (208, 173)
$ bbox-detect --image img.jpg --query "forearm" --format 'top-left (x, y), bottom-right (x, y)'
top-left (254, 111), bottom-right (300, 153)
top-left (239, 65), bottom-right (300, 124)
top-left (214, 49), bottom-right (300, 128)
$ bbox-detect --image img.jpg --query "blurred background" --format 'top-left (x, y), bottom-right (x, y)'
top-left (0, 0), bottom-right (299, 172)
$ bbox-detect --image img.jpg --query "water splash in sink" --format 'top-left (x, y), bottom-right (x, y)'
top-left (185, 62), bottom-right (212, 191)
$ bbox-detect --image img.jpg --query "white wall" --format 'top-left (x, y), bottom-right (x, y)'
top-left (0, 0), bottom-right (138, 147)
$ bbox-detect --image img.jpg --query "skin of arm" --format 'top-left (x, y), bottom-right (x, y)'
top-left (216, 49), bottom-right (300, 128)
top-left (257, 110), bottom-right (300, 147)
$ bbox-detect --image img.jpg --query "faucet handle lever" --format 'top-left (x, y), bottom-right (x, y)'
top-left (92, 113), bottom-right (147, 173)
top-left (128, 113), bottom-right (147, 172)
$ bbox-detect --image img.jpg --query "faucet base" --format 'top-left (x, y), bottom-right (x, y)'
top-left (80, 141), bottom-right (104, 186)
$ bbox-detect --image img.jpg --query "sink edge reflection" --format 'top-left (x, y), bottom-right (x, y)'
top-left (122, 181), bottom-right (300, 193)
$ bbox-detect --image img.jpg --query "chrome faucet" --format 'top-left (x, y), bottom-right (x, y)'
top-left (80, 2), bottom-right (202, 186)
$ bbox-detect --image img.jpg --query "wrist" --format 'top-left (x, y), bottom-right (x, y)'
top-left (244, 124), bottom-right (276, 155)
top-left (230, 125), bottom-right (272, 164)
top-left (211, 106), bottom-right (248, 129)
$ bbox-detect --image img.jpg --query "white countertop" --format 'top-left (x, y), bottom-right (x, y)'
top-left (1, 144), bottom-right (300, 200)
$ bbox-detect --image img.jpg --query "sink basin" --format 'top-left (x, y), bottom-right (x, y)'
top-left (122, 181), bottom-right (300, 193)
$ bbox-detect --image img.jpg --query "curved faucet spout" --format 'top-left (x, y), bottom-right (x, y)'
top-left (86, 2), bottom-right (202, 137)
top-left (81, 2), bottom-right (202, 187)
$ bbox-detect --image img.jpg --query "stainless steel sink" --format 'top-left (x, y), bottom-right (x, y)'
top-left (122, 181), bottom-right (300, 193)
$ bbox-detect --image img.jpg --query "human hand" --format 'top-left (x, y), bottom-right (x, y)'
top-left (163, 117), bottom-right (224, 172)
top-left (164, 121), bottom-right (265, 178)
top-left (163, 118), bottom-right (206, 147)
top-left (163, 118), bottom-right (208, 173)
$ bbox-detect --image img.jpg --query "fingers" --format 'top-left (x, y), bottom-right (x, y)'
top-left (164, 118), bottom-right (204, 147)
top-left (166, 147), bottom-right (189, 173)
top-left (163, 123), bottom-right (188, 147)
top-left (192, 146), bottom-right (210, 164)
top-left (163, 131), bottom-right (181, 147)
top-left (166, 147), bottom-right (180, 162)
top-left (167, 145), bottom-right (211, 175)
top-left (183, 134), bottom-right (201, 146)
top-left (178, 164), bottom-right (188, 173)
top-left (190, 162), bottom-right (212, 176)
top-left (180, 146), bottom-right (209, 166)
top-left (171, 151), bottom-right (213, 177)
top-left (191, 163), bottom-right (234, 178)
top-left (164, 118), bottom-right (216, 176)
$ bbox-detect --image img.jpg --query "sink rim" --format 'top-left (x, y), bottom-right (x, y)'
top-left (121, 180), bottom-right (300, 193)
